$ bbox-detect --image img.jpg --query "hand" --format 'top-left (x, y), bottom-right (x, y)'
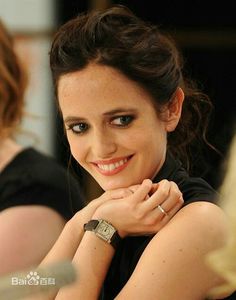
top-left (92, 179), bottom-right (184, 237)
top-left (70, 186), bottom-right (139, 230)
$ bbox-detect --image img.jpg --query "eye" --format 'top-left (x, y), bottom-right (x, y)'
top-left (67, 123), bottom-right (89, 134)
top-left (110, 115), bottom-right (134, 127)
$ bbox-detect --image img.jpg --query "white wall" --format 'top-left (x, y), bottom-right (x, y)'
top-left (0, 0), bottom-right (55, 31)
top-left (0, 0), bottom-right (56, 155)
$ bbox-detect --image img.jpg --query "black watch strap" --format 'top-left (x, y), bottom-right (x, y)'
top-left (109, 231), bottom-right (121, 249)
top-left (84, 219), bottom-right (99, 231)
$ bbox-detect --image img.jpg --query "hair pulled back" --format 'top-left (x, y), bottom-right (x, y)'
top-left (50, 5), bottom-right (213, 170)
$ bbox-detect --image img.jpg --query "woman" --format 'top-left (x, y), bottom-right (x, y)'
top-left (0, 19), bottom-right (84, 275)
top-left (35, 5), bottom-right (231, 299)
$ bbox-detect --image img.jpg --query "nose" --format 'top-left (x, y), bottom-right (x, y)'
top-left (91, 128), bottom-right (117, 158)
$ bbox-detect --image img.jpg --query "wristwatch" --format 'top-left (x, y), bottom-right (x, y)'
top-left (83, 219), bottom-right (121, 249)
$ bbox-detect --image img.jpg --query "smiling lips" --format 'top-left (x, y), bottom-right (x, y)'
top-left (92, 156), bottom-right (132, 176)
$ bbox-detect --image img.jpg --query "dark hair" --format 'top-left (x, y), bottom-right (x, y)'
top-left (0, 19), bottom-right (27, 138)
top-left (50, 5), bottom-right (213, 171)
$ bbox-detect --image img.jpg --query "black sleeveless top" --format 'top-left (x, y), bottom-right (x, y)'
top-left (0, 148), bottom-right (84, 219)
top-left (101, 152), bottom-right (219, 299)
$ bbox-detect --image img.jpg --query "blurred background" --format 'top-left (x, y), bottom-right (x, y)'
top-left (0, 0), bottom-right (235, 199)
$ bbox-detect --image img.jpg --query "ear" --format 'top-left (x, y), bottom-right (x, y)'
top-left (165, 87), bottom-right (184, 132)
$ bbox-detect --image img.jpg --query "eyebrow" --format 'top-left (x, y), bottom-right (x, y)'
top-left (64, 116), bottom-right (85, 123)
top-left (64, 108), bottom-right (138, 123)
top-left (102, 108), bottom-right (138, 116)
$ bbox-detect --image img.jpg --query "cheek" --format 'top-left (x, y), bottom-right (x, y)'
top-left (118, 131), bottom-right (146, 151)
top-left (135, 127), bottom-right (167, 156)
top-left (130, 127), bottom-right (165, 149)
top-left (67, 136), bottom-right (87, 164)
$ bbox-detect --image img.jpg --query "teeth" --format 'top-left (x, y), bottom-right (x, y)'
top-left (97, 158), bottom-right (128, 171)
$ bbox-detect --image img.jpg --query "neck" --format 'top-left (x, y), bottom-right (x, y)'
top-left (0, 138), bottom-right (23, 172)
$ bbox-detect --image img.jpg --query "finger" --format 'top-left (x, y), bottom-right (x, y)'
top-left (131, 179), bottom-right (153, 202)
top-left (157, 199), bottom-right (184, 227)
top-left (149, 183), bottom-right (159, 195)
top-left (128, 185), bottom-right (151, 200)
top-left (145, 205), bottom-right (168, 226)
top-left (147, 198), bottom-right (183, 230)
top-left (112, 188), bottom-right (134, 199)
top-left (106, 188), bottom-right (134, 200)
top-left (129, 182), bottom-right (160, 197)
top-left (167, 199), bottom-right (184, 219)
top-left (143, 179), bottom-right (171, 210)
top-left (128, 184), bottom-right (140, 193)
top-left (158, 181), bottom-right (183, 213)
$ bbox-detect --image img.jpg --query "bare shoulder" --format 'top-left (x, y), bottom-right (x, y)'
top-left (0, 205), bottom-right (66, 226)
top-left (0, 206), bottom-right (66, 274)
top-left (116, 202), bottom-right (228, 300)
top-left (0, 205), bottom-right (66, 243)
top-left (150, 201), bottom-right (228, 261)
top-left (169, 201), bottom-right (228, 240)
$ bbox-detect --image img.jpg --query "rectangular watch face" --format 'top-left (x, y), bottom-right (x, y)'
top-left (95, 221), bottom-right (116, 242)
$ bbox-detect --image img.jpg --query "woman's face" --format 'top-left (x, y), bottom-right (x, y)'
top-left (58, 64), bottom-right (177, 191)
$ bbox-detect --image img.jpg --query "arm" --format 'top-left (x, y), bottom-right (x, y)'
top-left (116, 201), bottom-right (229, 300)
top-left (25, 179), bottom-right (183, 299)
top-left (0, 205), bottom-right (65, 276)
top-left (52, 179), bottom-right (183, 299)
top-left (39, 185), bottom-right (138, 264)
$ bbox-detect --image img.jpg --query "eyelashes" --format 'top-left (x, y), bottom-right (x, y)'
top-left (66, 123), bottom-right (89, 134)
top-left (110, 115), bottom-right (134, 126)
top-left (66, 115), bottom-right (135, 135)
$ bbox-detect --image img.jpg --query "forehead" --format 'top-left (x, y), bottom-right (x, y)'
top-left (59, 64), bottom-right (147, 96)
top-left (57, 64), bottom-right (156, 115)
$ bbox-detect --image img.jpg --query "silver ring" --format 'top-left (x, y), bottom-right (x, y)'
top-left (157, 205), bottom-right (168, 216)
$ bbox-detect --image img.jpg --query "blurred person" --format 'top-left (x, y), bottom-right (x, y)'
top-left (0, 19), bottom-right (84, 275)
top-left (207, 135), bottom-right (236, 299)
top-left (24, 5), bottom-right (232, 300)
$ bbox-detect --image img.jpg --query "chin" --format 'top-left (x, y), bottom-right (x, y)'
top-left (101, 178), bottom-right (139, 191)
top-left (101, 182), bottom-right (124, 191)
